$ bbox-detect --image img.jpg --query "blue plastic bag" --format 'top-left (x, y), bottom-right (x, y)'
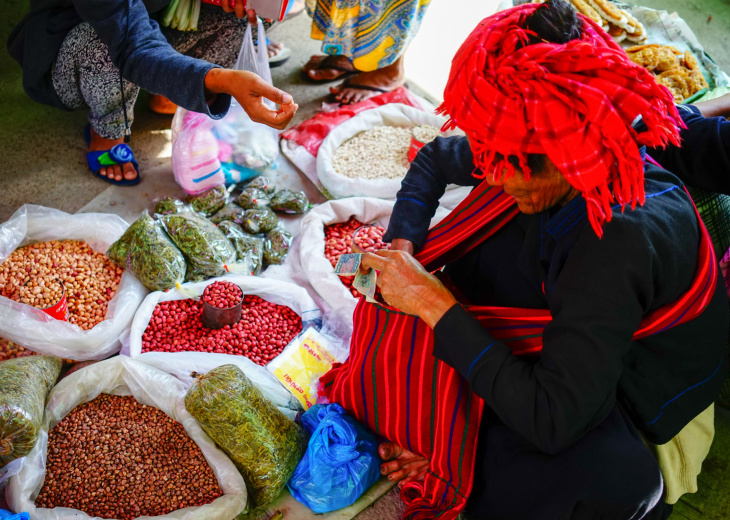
top-left (287, 403), bottom-right (381, 513)
top-left (0, 510), bottom-right (29, 520)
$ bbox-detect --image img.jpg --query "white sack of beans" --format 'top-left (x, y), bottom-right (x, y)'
top-left (7, 356), bottom-right (248, 519)
top-left (298, 193), bottom-right (470, 339)
top-left (122, 275), bottom-right (322, 419)
top-left (317, 103), bottom-right (458, 200)
top-left (0, 205), bottom-right (147, 361)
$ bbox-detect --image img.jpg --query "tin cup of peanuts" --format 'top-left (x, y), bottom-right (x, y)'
top-left (351, 224), bottom-right (391, 254)
top-left (201, 280), bottom-right (244, 330)
top-left (407, 125), bottom-right (441, 162)
top-left (16, 278), bottom-right (69, 321)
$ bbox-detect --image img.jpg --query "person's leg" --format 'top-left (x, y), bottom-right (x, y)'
top-left (52, 23), bottom-right (139, 183)
top-left (328, 54), bottom-right (406, 104)
top-left (467, 406), bottom-right (664, 520)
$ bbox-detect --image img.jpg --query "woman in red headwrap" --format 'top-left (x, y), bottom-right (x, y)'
top-left (344, 0), bottom-right (729, 518)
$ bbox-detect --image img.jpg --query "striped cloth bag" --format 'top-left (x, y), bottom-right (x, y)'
top-left (323, 182), bottom-right (716, 519)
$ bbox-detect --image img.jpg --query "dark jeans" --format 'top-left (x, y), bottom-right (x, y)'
top-left (465, 406), bottom-right (667, 520)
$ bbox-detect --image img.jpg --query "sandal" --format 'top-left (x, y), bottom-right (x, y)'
top-left (301, 55), bottom-right (357, 84)
top-left (268, 43), bottom-right (292, 68)
top-left (84, 125), bottom-right (141, 187)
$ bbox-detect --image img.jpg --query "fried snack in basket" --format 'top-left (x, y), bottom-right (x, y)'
top-left (607, 23), bottom-right (627, 42)
top-left (569, 0), bottom-right (605, 27)
top-left (585, 0), bottom-right (628, 26)
top-left (625, 44), bottom-right (708, 102)
top-left (626, 45), bottom-right (660, 70)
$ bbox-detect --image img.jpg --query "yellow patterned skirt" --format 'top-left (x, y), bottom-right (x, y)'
top-left (305, 0), bottom-right (431, 72)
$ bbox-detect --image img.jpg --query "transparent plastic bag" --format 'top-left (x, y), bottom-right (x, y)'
top-left (241, 208), bottom-right (279, 234)
top-left (235, 188), bottom-right (270, 210)
top-left (287, 403), bottom-right (381, 513)
top-left (217, 221), bottom-right (264, 275)
top-left (159, 212), bottom-right (237, 279)
top-left (210, 203), bottom-right (246, 226)
top-left (263, 226), bottom-right (292, 266)
top-left (185, 185), bottom-right (230, 217)
top-left (107, 213), bottom-right (187, 292)
top-left (185, 364), bottom-right (307, 509)
top-left (6, 356), bottom-right (247, 519)
top-left (0, 356), bottom-right (62, 467)
top-left (270, 189), bottom-right (309, 214)
top-left (169, 19), bottom-right (278, 195)
top-left (210, 19), bottom-right (279, 179)
top-left (0, 205), bottom-right (148, 361)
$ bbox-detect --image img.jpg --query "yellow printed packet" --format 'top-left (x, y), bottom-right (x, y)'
top-left (267, 327), bottom-right (337, 410)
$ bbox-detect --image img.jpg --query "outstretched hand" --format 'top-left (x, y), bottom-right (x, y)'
top-left (204, 68), bottom-right (298, 130)
top-left (360, 250), bottom-right (456, 328)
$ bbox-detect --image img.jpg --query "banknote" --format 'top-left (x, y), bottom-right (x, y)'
top-left (334, 253), bottom-right (363, 276)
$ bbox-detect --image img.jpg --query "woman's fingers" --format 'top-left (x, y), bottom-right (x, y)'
top-left (377, 441), bottom-right (429, 484)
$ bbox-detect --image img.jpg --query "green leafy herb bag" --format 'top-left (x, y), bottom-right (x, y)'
top-left (217, 221), bottom-right (264, 275)
top-left (241, 208), bottom-right (279, 235)
top-left (153, 197), bottom-right (185, 216)
top-left (235, 188), bottom-right (270, 210)
top-left (160, 213), bottom-right (237, 279)
top-left (210, 203), bottom-right (246, 226)
top-left (185, 365), bottom-right (307, 509)
top-left (185, 185), bottom-right (229, 216)
top-left (243, 177), bottom-right (276, 195)
top-left (270, 189), bottom-right (309, 215)
top-left (107, 213), bottom-right (187, 292)
top-left (264, 227), bottom-right (293, 266)
top-left (0, 355), bottom-right (62, 467)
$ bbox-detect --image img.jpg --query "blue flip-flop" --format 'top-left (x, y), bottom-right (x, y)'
top-left (84, 124), bottom-right (141, 186)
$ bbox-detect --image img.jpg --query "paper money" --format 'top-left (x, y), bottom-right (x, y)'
top-left (353, 268), bottom-right (377, 302)
top-left (334, 253), bottom-right (363, 276)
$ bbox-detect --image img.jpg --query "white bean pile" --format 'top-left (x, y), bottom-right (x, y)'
top-left (332, 126), bottom-right (412, 180)
top-left (412, 124), bottom-right (441, 143)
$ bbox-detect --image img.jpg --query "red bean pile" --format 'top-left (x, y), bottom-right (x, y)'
top-left (141, 295), bottom-right (302, 365)
top-left (202, 280), bottom-right (242, 309)
top-left (352, 225), bottom-right (390, 253)
top-left (0, 337), bottom-right (36, 362)
top-left (0, 240), bottom-right (123, 330)
top-left (324, 217), bottom-right (389, 298)
top-left (35, 394), bottom-right (223, 519)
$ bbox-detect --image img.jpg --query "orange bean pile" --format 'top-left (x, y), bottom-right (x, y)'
top-left (0, 240), bottom-right (124, 329)
top-left (0, 336), bottom-right (37, 362)
top-left (35, 394), bottom-right (223, 519)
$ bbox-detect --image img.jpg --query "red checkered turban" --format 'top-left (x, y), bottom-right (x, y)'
top-left (437, 3), bottom-right (684, 237)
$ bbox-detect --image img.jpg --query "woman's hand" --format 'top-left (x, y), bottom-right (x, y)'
top-left (390, 238), bottom-right (415, 255)
top-left (360, 250), bottom-right (457, 328)
top-left (204, 68), bottom-right (298, 130)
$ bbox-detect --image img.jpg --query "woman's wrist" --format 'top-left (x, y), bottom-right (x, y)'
top-left (419, 288), bottom-right (458, 329)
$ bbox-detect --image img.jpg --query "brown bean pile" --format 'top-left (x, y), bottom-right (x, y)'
top-left (15, 277), bottom-right (65, 309)
top-left (35, 394), bottom-right (223, 519)
top-left (0, 240), bottom-right (124, 329)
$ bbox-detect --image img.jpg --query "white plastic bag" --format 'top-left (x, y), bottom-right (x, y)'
top-left (298, 195), bottom-right (469, 339)
top-left (0, 205), bottom-right (147, 360)
top-left (122, 275), bottom-right (323, 418)
top-left (316, 103), bottom-right (456, 200)
top-left (170, 18), bottom-right (279, 195)
top-left (6, 356), bottom-right (247, 519)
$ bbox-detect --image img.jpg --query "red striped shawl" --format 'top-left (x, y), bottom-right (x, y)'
top-left (323, 180), bottom-right (716, 519)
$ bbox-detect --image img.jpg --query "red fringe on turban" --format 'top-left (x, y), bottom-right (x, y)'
top-left (437, 3), bottom-right (684, 237)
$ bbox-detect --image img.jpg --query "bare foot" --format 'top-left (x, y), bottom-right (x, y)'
top-left (378, 441), bottom-right (429, 488)
top-left (329, 56), bottom-right (406, 104)
top-left (87, 127), bottom-right (138, 183)
top-left (268, 41), bottom-right (284, 58)
top-left (148, 94), bottom-right (178, 115)
top-left (303, 54), bottom-right (356, 82)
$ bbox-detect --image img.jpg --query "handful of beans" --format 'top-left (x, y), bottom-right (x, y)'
top-left (0, 240), bottom-right (123, 330)
top-left (323, 217), bottom-right (390, 298)
top-left (15, 277), bottom-right (65, 310)
top-left (202, 280), bottom-right (243, 309)
top-left (142, 294), bottom-right (302, 365)
top-left (35, 394), bottom-right (223, 519)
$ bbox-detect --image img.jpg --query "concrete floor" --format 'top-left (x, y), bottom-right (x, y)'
top-left (1, 0), bottom-right (730, 518)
